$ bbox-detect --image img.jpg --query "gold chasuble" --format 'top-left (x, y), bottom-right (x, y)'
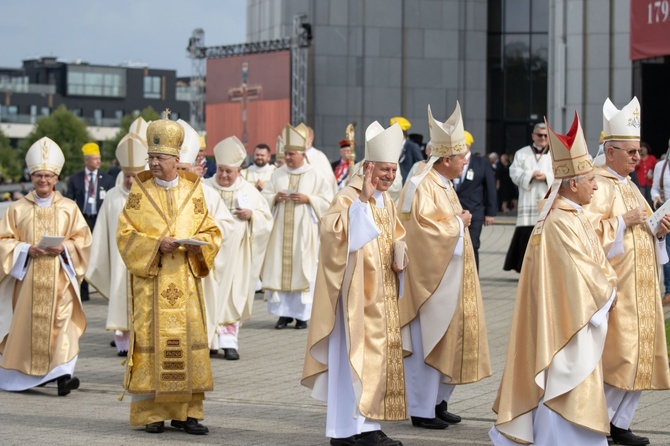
top-left (116, 170), bottom-right (221, 425)
top-left (584, 167), bottom-right (670, 391)
top-left (0, 192), bottom-right (90, 376)
top-left (398, 168), bottom-right (491, 384)
top-left (302, 175), bottom-right (407, 421)
top-left (492, 198), bottom-right (617, 442)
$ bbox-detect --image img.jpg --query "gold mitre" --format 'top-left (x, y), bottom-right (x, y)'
top-left (365, 121), bottom-right (403, 163)
top-left (603, 97), bottom-right (641, 141)
top-left (276, 135), bottom-right (286, 159)
top-left (26, 137), bottom-right (65, 175)
top-left (283, 124), bottom-right (307, 152)
top-left (428, 102), bottom-right (467, 157)
top-left (129, 116), bottom-right (150, 145)
top-left (546, 112), bottom-right (592, 179)
top-left (116, 134), bottom-right (148, 174)
top-left (213, 136), bottom-right (247, 167)
top-left (146, 111), bottom-right (184, 157)
top-left (177, 119), bottom-right (201, 165)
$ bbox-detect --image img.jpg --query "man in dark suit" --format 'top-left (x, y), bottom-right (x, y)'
top-left (453, 131), bottom-right (497, 269)
top-left (391, 116), bottom-right (424, 184)
top-left (66, 142), bottom-right (115, 301)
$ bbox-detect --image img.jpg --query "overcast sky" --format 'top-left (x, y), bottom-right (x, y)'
top-left (1, 1), bottom-right (247, 77)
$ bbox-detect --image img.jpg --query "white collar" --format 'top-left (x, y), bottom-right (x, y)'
top-left (559, 195), bottom-right (583, 214)
top-left (247, 163), bottom-right (274, 172)
top-left (33, 191), bottom-right (54, 206)
top-left (286, 163), bottom-right (310, 174)
top-left (155, 176), bottom-right (179, 188)
top-left (371, 190), bottom-right (385, 208)
top-left (605, 166), bottom-right (628, 184)
top-left (209, 176), bottom-right (243, 192)
top-left (85, 168), bottom-right (98, 176)
top-left (436, 170), bottom-right (453, 190)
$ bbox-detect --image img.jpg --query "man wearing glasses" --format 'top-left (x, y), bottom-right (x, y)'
top-left (503, 123), bottom-right (554, 273)
top-left (584, 97), bottom-right (670, 446)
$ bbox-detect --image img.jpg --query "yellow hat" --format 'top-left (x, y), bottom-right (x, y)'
top-left (546, 112), bottom-right (592, 179)
top-left (116, 134), bottom-right (148, 174)
top-left (82, 142), bottom-right (100, 156)
top-left (276, 135), bottom-right (285, 159)
top-left (199, 135), bottom-right (206, 149)
top-left (464, 130), bottom-right (474, 147)
top-left (213, 136), bottom-right (247, 167)
top-left (428, 102), bottom-right (468, 158)
top-left (390, 116), bottom-right (411, 131)
top-left (26, 137), bottom-right (65, 175)
top-left (146, 114), bottom-right (184, 157)
top-left (283, 124), bottom-right (307, 152)
top-left (602, 97), bottom-right (641, 142)
top-left (599, 130), bottom-right (605, 140)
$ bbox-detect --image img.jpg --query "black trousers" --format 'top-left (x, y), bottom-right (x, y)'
top-left (81, 214), bottom-right (98, 301)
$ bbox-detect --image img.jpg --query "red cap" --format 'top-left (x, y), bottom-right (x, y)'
top-left (339, 139), bottom-right (351, 148)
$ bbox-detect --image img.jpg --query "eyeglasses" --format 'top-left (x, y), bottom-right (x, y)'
top-left (611, 146), bottom-right (642, 156)
top-left (534, 133), bottom-right (548, 138)
top-left (31, 173), bottom-right (57, 180)
top-left (146, 156), bottom-right (174, 164)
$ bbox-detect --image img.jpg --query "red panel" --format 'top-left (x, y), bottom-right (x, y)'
top-left (631, 0), bottom-right (670, 60)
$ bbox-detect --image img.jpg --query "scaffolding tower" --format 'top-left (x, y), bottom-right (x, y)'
top-left (187, 28), bottom-right (206, 132)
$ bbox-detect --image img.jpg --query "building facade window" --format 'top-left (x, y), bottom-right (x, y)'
top-left (67, 66), bottom-right (126, 98)
top-left (487, 0), bottom-right (548, 154)
top-left (144, 76), bottom-right (162, 99)
top-left (93, 109), bottom-right (103, 125)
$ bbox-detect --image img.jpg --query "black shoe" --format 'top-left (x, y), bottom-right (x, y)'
top-left (295, 319), bottom-right (308, 329)
top-left (610, 423), bottom-right (649, 445)
top-left (57, 375), bottom-right (80, 396)
top-left (355, 430), bottom-right (402, 446)
top-left (145, 421), bottom-right (164, 433)
top-left (110, 340), bottom-right (116, 347)
top-left (117, 350), bottom-right (128, 357)
top-left (223, 348), bottom-right (240, 360)
top-left (209, 349), bottom-right (219, 356)
top-left (330, 436), bottom-right (358, 446)
top-left (411, 416), bottom-right (449, 429)
top-left (171, 417), bottom-right (209, 435)
top-left (274, 317), bottom-right (293, 329)
top-left (435, 401), bottom-right (461, 424)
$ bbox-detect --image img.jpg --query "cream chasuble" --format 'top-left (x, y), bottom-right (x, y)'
top-left (306, 146), bottom-right (339, 196)
top-left (86, 177), bottom-right (131, 331)
top-left (0, 192), bottom-right (90, 378)
top-left (116, 170), bottom-right (221, 425)
top-left (302, 175), bottom-right (408, 421)
top-left (398, 168), bottom-right (491, 385)
top-left (261, 164), bottom-right (333, 295)
top-left (584, 167), bottom-right (670, 391)
top-left (492, 198), bottom-right (617, 444)
top-left (203, 176), bottom-right (272, 326)
top-left (242, 164), bottom-right (276, 189)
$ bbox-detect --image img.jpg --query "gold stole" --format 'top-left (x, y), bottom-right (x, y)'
top-left (444, 185), bottom-right (481, 382)
top-left (31, 204), bottom-right (57, 375)
top-left (370, 204), bottom-right (406, 420)
top-left (281, 174), bottom-right (301, 290)
top-left (617, 182), bottom-right (656, 389)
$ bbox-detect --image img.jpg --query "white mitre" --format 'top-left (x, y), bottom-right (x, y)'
top-left (177, 119), bottom-right (201, 165)
top-left (26, 137), bottom-right (65, 174)
top-left (364, 121), bottom-right (403, 163)
top-left (213, 136), bottom-right (247, 167)
top-left (129, 116), bottom-right (150, 145)
top-left (116, 134), bottom-right (148, 174)
top-left (602, 97), bottom-right (641, 142)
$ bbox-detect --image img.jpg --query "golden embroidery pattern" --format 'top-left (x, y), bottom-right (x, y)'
top-left (281, 174), bottom-right (301, 290)
top-left (126, 193), bottom-right (142, 210)
top-left (371, 204), bottom-right (406, 421)
top-left (221, 190), bottom-right (235, 212)
top-left (161, 283), bottom-right (184, 306)
top-left (193, 197), bottom-right (204, 214)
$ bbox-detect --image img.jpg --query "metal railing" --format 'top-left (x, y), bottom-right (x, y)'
top-left (0, 83), bottom-right (56, 94)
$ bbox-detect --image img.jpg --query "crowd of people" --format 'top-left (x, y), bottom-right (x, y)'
top-left (0, 97), bottom-right (668, 446)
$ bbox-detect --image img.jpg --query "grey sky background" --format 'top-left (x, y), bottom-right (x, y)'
top-left (0, 1), bottom-right (247, 77)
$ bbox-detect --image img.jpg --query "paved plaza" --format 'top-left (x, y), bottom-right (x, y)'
top-left (2, 221), bottom-right (670, 445)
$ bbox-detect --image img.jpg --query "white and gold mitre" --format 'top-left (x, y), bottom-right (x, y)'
top-left (546, 112), bottom-right (592, 179)
top-left (276, 135), bottom-right (286, 159)
top-left (129, 116), bottom-right (150, 145)
top-left (602, 97), bottom-right (641, 141)
top-left (213, 136), bottom-right (247, 167)
top-left (295, 123), bottom-right (310, 140)
top-left (283, 124), bottom-right (307, 152)
top-left (177, 119), bottom-right (201, 165)
top-left (428, 102), bottom-right (468, 157)
top-left (26, 137), bottom-right (65, 175)
top-left (364, 121), bottom-right (403, 163)
top-left (116, 134), bottom-right (148, 174)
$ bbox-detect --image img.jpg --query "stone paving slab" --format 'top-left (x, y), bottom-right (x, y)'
top-left (1, 223), bottom-right (669, 445)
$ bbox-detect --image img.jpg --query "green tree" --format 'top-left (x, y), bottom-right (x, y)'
top-left (102, 107), bottom-right (161, 162)
top-left (19, 104), bottom-right (92, 178)
top-left (0, 129), bottom-right (23, 181)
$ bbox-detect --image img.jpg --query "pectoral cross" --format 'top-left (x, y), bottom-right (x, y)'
top-left (228, 62), bottom-right (263, 147)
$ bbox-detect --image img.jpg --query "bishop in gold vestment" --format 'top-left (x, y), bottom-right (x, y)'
top-left (116, 117), bottom-right (222, 433)
top-left (583, 98), bottom-right (670, 445)
top-left (302, 122), bottom-right (407, 446)
top-left (491, 113), bottom-right (618, 446)
top-left (0, 137), bottom-right (91, 396)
